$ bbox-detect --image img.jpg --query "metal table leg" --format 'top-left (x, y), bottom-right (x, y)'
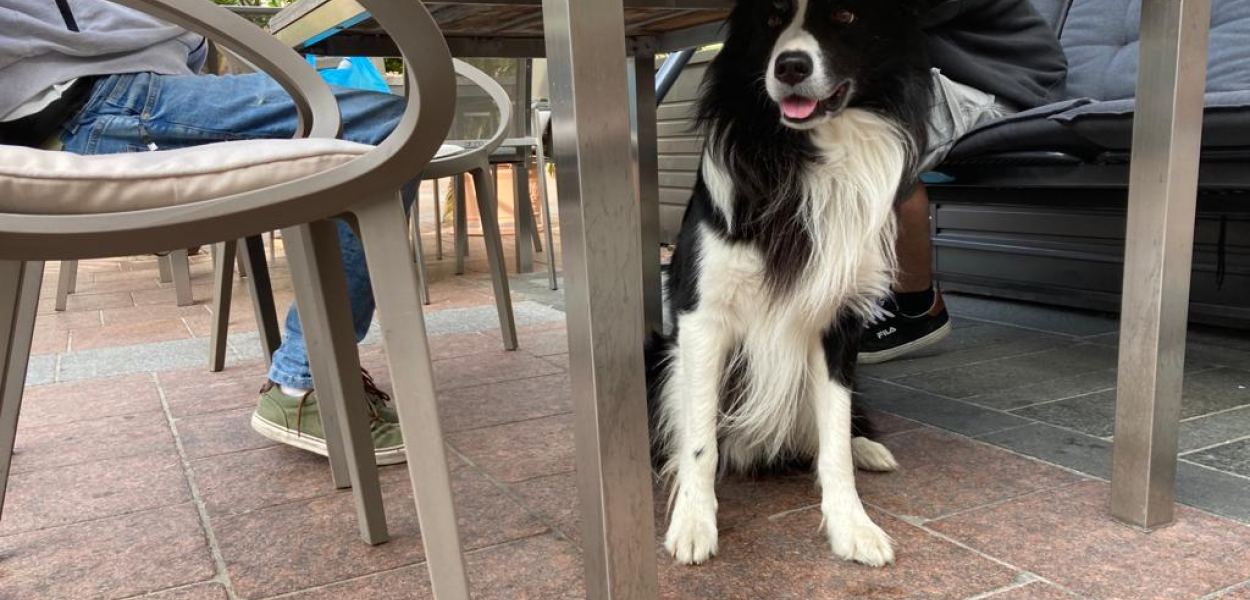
top-left (1110, 0), bottom-right (1211, 529)
top-left (514, 159), bottom-right (537, 274)
top-left (629, 50), bottom-right (662, 336)
top-left (541, 0), bottom-right (659, 597)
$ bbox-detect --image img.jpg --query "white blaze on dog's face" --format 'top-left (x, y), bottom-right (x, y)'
top-left (764, 0), bottom-right (862, 130)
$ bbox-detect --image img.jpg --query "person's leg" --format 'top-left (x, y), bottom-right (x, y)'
top-left (895, 184), bottom-right (933, 295)
top-left (61, 72), bottom-right (403, 390)
top-left (60, 72), bottom-right (409, 461)
top-left (859, 70), bottom-right (1015, 364)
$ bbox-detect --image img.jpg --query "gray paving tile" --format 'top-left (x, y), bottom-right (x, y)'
top-left (1187, 343), bottom-right (1250, 372)
top-left (856, 378), bottom-right (1030, 437)
top-left (964, 369), bottom-right (1118, 411)
top-left (860, 323), bottom-right (1070, 380)
top-left (1088, 328), bottom-right (1250, 355)
top-left (24, 354), bottom-right (56, 386)
top-left (420, 300), bottom-right (565, 337)
top-left (55, 338), bottom-right (214, 383)
top-left (979, 423), bottom-right (1111, 479)
top-left (944, 293), bottom-right (1119, 337)
top-left (1015, 368), bottom-right (1250, 439)
top-left (1186, 439), bottom-right (1250, 480)
top-left (1177, 461), bottom-right (1250, 524)
top-left (1013, 390), bottom-right (1118, 438)
top-left (1181, 406), bottom-right (1250, 454)
top-left (892, 343), bottom-right (1118, 400)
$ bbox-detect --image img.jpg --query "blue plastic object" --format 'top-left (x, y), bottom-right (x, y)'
top-left (308, 56), bottom-right (391, 94)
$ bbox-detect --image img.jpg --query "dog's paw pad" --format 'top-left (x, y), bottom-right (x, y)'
top-left (665, 505), bottom-right (719, 565)
top-left (852, 437), bottom-right (899, 472)
top-left (827, 514), bottom-right (894, 567)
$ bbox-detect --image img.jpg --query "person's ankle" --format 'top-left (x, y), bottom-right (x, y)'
top-left (893, 286), bottom-right (936, 316)
top-left (276, 383), bottom-right (311, 397)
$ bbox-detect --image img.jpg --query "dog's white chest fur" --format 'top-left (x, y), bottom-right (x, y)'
top-left (681, 109), bottom-right (907, 466)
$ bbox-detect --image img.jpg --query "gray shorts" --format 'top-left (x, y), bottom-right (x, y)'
top-left (919, 68), bottom-right (1017, 172)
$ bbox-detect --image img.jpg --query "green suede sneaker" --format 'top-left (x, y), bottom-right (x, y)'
top-left (251, 370), bottom-right (406, 465)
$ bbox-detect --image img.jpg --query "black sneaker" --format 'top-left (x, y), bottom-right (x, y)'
top-left (858, 292), bottom-right (952, 364)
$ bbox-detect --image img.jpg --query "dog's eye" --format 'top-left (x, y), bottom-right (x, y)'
top-left (832, 9), bottom-right (856, 25)
top-left (768, 0), bottom-right (789, 28)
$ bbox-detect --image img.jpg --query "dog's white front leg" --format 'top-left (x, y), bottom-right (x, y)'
top-left (813, 369), bottom-right (894, 566)
top-left (663, 314), bottom-right (730, 565)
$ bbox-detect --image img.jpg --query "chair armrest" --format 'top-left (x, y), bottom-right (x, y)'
top-left (428, 60), bottom-right (515, 173)
top-left (107, 0), bottom-right (338, 139)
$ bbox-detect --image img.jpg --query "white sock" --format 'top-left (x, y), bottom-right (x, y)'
top-left (281, 385), bottom-right (312, 397)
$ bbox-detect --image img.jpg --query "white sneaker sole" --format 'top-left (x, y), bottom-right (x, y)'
top-left (858, 321), bottom-right (953, 365)
top-left (250, 412), bottom-right (407, 466)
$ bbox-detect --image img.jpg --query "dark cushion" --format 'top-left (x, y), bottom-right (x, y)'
top-left (1052, 92), bottom-right (1250, 149)
top-left (1061, 0), bottom-right (1250, 101)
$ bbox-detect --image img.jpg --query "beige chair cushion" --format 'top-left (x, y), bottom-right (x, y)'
top-left (0, 140), bottom-right (465, 215)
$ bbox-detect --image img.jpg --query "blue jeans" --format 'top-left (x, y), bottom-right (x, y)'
top-left (60, 72), bottom-right (407, 389)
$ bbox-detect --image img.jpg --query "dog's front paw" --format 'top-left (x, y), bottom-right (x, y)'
top-left (852, 437), bottom-right (899, 472)
top-left (665, 496), bottom-right (719, 565)
top-left (825, 509), bottom-right (894, 567)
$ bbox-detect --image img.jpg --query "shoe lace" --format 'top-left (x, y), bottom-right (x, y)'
top-left (294, 389), bottom-right (314, 439)
top-left (360, 368), bottom-right (392, 425)
top-left (866, 304), bottom-right (896, 325)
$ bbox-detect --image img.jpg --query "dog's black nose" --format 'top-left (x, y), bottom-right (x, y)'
top-left (774, 52), bottom-right (813, 85)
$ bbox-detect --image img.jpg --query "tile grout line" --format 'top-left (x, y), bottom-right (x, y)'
top-left (916, 479), bottom-right (1092, 525)
top-left (445, 409), bottom-right (574, 437)
top-left (945, 311), bottom-right (1095, 340)
top-left (443, 443), bottom-right (583, 549)
top-left (252, 531), bottom-right (561, 600)
top-left (875, 406), bottom-right (1250, 528)
top-left (0, 498), bottom-right (191, 540)
top-left (118, 579), bottom-right (221, 599)
top-left (151, 372), bottom-right (240, 600)
top-left (961, 573), bottom-right (1043, 600)
top-left (1178, 458), bottom-right (1250, 486)
top-left (867, 339), bottom-right (1078, 382)
top-left (1201, 578), bottom-right (1250, 600)
top-left (972, 380), bottom-right (1120, 412)
top-left (1181, 432), bottom-right (1250, 458)
top-left (874, 500), bottom-right (1087, 599)
top-left (1179, 399), bottom-right (1250, 425)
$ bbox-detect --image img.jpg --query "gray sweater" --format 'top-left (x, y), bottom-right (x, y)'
top-left (0, 0), bottom-right (204, 117)
top-left (925, 0), bottom-right (1069, 109)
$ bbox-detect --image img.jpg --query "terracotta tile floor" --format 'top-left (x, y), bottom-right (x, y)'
top-left (3, 225), bottom-right (1250, 599)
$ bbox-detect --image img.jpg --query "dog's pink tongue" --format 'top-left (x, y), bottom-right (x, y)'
top-left (781, 96), bottom-right (818, 120)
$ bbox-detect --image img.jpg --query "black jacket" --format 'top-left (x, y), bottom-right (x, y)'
top-left (925, 0), bottom-right (1069, 109)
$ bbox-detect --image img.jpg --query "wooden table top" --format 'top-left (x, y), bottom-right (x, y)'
top-left (270, 0), bottom-right (731, 56)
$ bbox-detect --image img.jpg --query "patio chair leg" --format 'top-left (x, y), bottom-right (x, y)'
top-left (433, 179), bottom-right (444, 261)
top-left (283, 221), bottom-right (388, 544)
top-left (239, 236), bottom-right (282, 362)
top-left (471, 166), bottom-right (519, 351)
top-left (236, 247), bottom-right (249, 279)
top-left (158, 254), bottom-right (173, 283)
top-left (513, 161), bottom-right (535, 274)
top-left (533, 109), bottom-right (559, 291)
top-left (353, 193), bottom-right (470, 600)
top-left (209, 241), bottom-right (237, 373)
top-left (454, 175), bottom-right (468, 275)
top-left (1110, 0), bottom-right (1210, 530)
top-left (169, 249), bottom-right (195, 307)
top-left (412, 214), bottom-right (432, 306)
top-left (0, 260), bottom-right (44, 523)
top-left (55, 260), bottom-right (78, 312)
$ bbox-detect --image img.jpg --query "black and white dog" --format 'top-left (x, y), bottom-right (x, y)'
top-left (649, 0), bottom-right (933, 567)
